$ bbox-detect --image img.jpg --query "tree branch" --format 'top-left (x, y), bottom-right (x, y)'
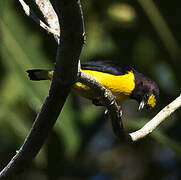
top-left (130, 94), bottom-right (181, 141)
top-left (0, 0), bottom-right (84, 179)
top-left (32, 0), bottom-right (60, 42)
top-left (33, 0), bottom-right (59, 33)
top-left (19, 0), bottom-right (59, 37)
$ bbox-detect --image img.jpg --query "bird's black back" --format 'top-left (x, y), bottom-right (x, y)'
top-left (81, 61), bottom-right (133, 75)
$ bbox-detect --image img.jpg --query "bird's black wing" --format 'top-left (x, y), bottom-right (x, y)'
top-left (81, 61), bottom-right (133, 75)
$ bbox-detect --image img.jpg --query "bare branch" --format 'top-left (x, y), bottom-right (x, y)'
top-left (33, 0), bottom-right (59, 33)
top-left (0, 0), bottom-right (84, 179)
top-left (130, 94), bottom-right (181, 141)
top-left (33, 0), bottom-right (60, 42)
top-left (18, 0), bottom-right (59, 36)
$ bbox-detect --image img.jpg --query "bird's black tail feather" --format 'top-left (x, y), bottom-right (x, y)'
top-left (26, 69), bottom-right (53, 81)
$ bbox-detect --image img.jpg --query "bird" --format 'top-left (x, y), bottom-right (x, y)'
top-left (27, 61), bottom-right (159, 110)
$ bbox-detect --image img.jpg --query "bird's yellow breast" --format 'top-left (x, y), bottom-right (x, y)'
top-left (73, 70), bottom-right (135, 101)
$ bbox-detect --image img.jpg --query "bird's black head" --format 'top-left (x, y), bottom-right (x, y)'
top-left (131, 71), bottom-right (159, 110)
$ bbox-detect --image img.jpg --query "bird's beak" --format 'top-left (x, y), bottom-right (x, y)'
top-left (139, 100), bottom-right (145, 111)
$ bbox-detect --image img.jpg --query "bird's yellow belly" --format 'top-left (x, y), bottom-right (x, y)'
top-left (72, 70), bottom-right (135, 102)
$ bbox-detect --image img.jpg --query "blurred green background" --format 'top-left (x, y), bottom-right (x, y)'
top-left (1, 0), bottom-right (181, 179)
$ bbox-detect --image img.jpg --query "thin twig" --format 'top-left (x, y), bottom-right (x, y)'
top-left (18, 0), bottom-right (59, 36)
top-left (130, 94), bottom-right (181, 141)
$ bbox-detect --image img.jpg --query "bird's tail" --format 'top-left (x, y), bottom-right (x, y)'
top-left (26, 69), bottom-right (54, 81)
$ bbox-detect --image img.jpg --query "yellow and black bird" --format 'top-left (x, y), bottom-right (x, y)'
top-left (27, 61), bottom-right (159, 110)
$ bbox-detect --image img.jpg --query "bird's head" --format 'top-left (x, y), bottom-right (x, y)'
top-left (131, 71), bottom-right (159, 110)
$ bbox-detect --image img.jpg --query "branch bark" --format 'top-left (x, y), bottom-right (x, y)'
top-left (33, 0), bottom-right (59, 33)
top-left (33, 0), bottom-right (60, 42)
top-left (0, 0), bottom-right (84, 179)
top-left (19, 0), bottom-right (59, 36)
